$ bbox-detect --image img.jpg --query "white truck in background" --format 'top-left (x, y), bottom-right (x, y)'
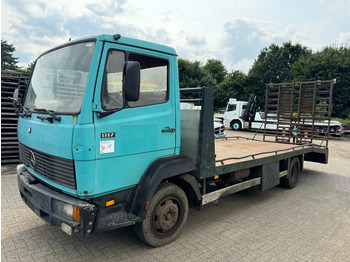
top-left (214, 96), bottom-right (264, 131)
top-left (215, 96), bottom-right (345, 135)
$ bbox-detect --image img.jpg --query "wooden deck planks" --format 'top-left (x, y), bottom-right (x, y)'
top-left (215, 138), bottom-right (297, 166)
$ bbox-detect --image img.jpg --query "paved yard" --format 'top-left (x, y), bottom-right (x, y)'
top-left (2, 132), bottom-right (350, 261)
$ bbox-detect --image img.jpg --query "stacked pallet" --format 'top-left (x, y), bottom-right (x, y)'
top-left (1, 71), bottom-right (30, 165)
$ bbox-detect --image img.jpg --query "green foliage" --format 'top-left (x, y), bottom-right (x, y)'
top-left (24, 61), bottom-right (35, 74)
top-left (291, 46), bottom-right (350, 118)
top-left (247, 42), bottom-right (311, 108)
top-left (214, 71), bottom-right (247, 109)
top-left (203, 59), bottom-right (227, 84)
top-left (178, 42), bottom-right (314, 111)
top-left (1, 40), bottom-right (19, 71)
top-left (178, 59), bottom-right (244, 110)
top-left (178, 58), bottom-right (218, 102)
top-left (178, 59), bottom-right (202, 88)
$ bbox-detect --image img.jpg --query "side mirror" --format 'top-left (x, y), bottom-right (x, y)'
top-left (13, 89), bottom-right (19, 108)
top-left (123, 61), bottom-right (140, 102)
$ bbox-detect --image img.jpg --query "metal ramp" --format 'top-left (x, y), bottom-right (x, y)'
top-left (263, 80), bottom-right (334, 147)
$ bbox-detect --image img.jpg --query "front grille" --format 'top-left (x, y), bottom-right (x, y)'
top-left (215, 126), bottom-right (225, 135)
top-left (19, 143), bottom-right (76, 189)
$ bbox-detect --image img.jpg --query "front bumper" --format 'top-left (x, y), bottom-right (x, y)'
top-left (17, 165), bottom-right (97, 236)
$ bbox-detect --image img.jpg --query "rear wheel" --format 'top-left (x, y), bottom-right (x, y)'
top-left (134, 182), bottom-right (189, 247)
top-left (281, 157), bottom-right (300, 189)
top-left (231, 121), bottom-right (242, 131)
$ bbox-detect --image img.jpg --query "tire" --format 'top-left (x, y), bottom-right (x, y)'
top-left (280, 157), bottom-right (300, 189)
top-left (134, 182), bottom-right (189, 247)
top-left (231, 121), bottom-right (242, 131)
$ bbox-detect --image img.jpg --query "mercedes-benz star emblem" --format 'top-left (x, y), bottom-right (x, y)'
top-left (29, 150), bottom-right (36, 169)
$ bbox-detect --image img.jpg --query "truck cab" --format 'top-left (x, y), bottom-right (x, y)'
top-left (16, 34), bottom-right (196, 244)
top-left (223, 98), bottom-right (247, 130)
top-left (18, 34), bottom-right (182, 195)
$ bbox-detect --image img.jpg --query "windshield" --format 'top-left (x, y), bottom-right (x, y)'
top-left (24, 41), bottom-right (95, 114)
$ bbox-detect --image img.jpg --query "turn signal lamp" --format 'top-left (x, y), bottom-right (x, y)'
top-left (106, 200), bottom-right (115, 207)
top-left (73, 206), bottom-right (80, 222)
top-left (144, 201), bottom-right (150, 210)
top-left (58, 201), bottom-right (80, 222)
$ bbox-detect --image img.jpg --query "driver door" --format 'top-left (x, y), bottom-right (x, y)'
top-left (93, 43), bottom-right (176, 193)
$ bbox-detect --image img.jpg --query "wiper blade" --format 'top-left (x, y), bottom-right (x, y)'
top-left (33, 108), bottom-right (61, 122)
top-left (37, 115), bottom-right (54, 123)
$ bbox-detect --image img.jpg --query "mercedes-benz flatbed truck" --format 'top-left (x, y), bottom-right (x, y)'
top-left (14, 34), bottom-right (329, 247)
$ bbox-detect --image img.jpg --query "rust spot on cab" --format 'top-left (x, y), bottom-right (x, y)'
top-left (72, 115), bottom-right (78, 124)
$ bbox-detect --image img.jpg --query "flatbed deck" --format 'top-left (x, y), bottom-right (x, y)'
top-left (215, 137), bottom-right (299, 165)
top-left (213, 137), bottom-right (327, 177)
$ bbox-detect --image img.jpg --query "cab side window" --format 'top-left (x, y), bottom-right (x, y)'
top-left (102, 50), bottom-right (125, 111)
top-left (127, 53), bottom-right (168, 107)
top-left (227, 104), bottom-right (237, 112)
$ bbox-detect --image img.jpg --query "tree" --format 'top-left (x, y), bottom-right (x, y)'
top-left (1, 40), bottom-right (19, 71)
top-left (178, 59), bottom-right (247, 110)
top-left (178, 59), bottom-right (203, 89)
top-left (178, 59), bottom-right (217, 101)
top-left (291, 46), bottom-right (350, 118)
top-left (24, 61), bottom-right (35, 74)
top-left (203, 59), bottom-right (227, 84)
top-left (247, 42), bottom-right (311, 107)
top-left (214, 71), bottom-right (247, 109)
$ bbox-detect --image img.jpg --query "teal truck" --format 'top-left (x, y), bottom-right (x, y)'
top-left (14, 34), bottom-right (329, 247)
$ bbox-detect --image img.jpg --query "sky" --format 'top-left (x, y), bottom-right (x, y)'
top-left (2, 0), bottom-right (350, 73)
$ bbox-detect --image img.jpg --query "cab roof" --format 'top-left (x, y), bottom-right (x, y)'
top-left (75, 34), bottom-right (177, 56)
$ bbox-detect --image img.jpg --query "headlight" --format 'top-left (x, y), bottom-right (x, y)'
top-left (58, 201), bottom-right (80, 222)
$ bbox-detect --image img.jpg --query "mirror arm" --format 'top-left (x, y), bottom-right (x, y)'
top-left (7, 97), bottom-right (31, 117)
top-left (97, 110), bottom-right (118, 118)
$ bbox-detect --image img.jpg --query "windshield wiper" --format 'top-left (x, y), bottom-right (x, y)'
top-left (33, 108), bottom-right (61, 122)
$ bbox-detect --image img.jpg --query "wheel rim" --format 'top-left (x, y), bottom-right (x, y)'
top-left (233, 123), bottom-right (239, 129)
top-left (153, 197), bottom-right (179, 235)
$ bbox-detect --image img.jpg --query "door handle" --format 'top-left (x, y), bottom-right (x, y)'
top-left (162, 128), bottom-right (175, 133)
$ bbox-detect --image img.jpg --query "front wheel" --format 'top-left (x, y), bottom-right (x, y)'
top-left (134, 182), bottom-right (189, 247)
top-left (231, 121), bottom-right (242, 131)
